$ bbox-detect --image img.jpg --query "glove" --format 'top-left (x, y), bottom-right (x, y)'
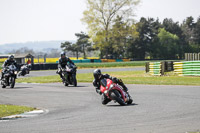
top-left (118, 78), bottom-right (122, 83)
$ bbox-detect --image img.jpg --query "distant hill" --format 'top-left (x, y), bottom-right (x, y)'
top-left (0, 40), bottom-right (75, 54)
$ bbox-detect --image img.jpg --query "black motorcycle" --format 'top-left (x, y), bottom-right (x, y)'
top-left (1, 64), bottom-right (18, 88)
top-left (18, 64), bottom-right (31, 76)
top-left (61, 63), bottom-right (77, 87)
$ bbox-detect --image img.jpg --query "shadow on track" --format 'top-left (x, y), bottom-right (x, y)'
top-left (4, 87), bottom-right (33, 89)
top-left (68, 85), bottom-right (89, 88)
top-left (106, 103), bottom-right (138, 107)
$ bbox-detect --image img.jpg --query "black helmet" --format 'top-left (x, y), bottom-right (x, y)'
top-left (8, 55), bottom-right (14, 61)
top-left (93, 69), bottom-right (102, 80)
top-left (61, 52), bottom-right (66, 58)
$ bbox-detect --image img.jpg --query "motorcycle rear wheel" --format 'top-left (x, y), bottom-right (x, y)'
top-left (110, 90), bottom-right (126, 106)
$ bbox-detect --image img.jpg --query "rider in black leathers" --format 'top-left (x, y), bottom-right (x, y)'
top-left (1, 55), bottom-right (18, 80)
top-left (57, 52), bottom-right (75, 80)
top-left (93, 69), bottom-right (130, 104)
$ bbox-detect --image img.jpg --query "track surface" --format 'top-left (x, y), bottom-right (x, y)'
top-left (26, 67), bottom-right (144, 77)
top-left (0, 83), bottom-right (200, 133)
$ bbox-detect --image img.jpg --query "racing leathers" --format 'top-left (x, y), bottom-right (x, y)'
top-left (1, 59), bottom-right (18, 80)
top-left (93, 73), bottom-right (128, 94)
top-left (57, 56), bottom-right (74, 79)
top-left (93, 73), bottom-right (129, 105)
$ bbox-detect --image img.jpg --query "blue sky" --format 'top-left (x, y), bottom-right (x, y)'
top-left (0, 0), bottom-right (199, 45)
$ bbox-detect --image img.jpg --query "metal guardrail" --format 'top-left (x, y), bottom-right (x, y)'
top-left (174, 61), bottom-right (200, 76)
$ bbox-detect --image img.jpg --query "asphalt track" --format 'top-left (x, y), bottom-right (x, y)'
top-left (0, 82), bottom-right (200, 133)
top-left (25, 67), bottom-right (144, 77)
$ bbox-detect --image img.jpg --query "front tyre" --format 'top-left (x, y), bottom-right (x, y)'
top-left (72, 74), bottom-right (77, 87)
top-left (1, 81), bottom-right (6, 88)
top-left (110, 90), bottom-right (126, 106)
top-left (10, 77), bottom-right (15, 88)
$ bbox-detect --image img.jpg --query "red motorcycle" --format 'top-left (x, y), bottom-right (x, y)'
top-left (100, 78), bottom-right (133, 106)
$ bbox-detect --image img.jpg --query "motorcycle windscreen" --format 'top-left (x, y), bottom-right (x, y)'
top-left (100, 79), bottom-right (107, 87)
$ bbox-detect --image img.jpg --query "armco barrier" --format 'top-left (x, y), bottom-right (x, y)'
top-left (72, 60), bottom-right (82, 63)
top-left (81, 59), bottom-right (91, 63)
top-left (31, 58), bottom-right (131, 70)
top-left (101, 59), bottom-right (116, 62)
top-left (174, 61), bottom-right (200, 76)
top-left (116, 59), bottom-right (123, 62)
top-left (93, 59), bottom-right (102, 63)
top-left (122, 59), bottom-right (130, 62)
top-left (31, 63), bottom-right (57, 70)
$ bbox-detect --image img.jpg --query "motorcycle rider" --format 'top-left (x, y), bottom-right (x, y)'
top-left (1, 55), bottom-right (18, 80)
top-left (93, 69), bottom-right (131, 104)
top-left (57, 52), bottom-right (75, 80)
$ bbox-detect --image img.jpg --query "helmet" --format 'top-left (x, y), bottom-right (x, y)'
top-left (8, 55), bottom-right (14, 61)
top-left (93, 69), bottom-right (102, 80)
top-left (61, 52), bottom-right (66, 58)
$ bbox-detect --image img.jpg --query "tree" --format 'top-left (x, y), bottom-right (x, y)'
top-left (162, 18), bottom-right (187, 59)
top-left (193, 16), bottom-right (200, 52)
top-left (75, 32), bottom-right (92, 59)
top-left (132, 17), bottom-right (160, 59)
top-left (61, 32), bottom-right (92, 59)
top-left (110, 16), bottom-right (139, 58)
top-left (157, 28), bottom-right (179, 59)
top-left (60, 41), bottom-right (80, 59)
top-left (82, 0), bottom-right (140, 58)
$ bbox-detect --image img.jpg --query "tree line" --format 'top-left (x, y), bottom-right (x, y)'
top-left (61, 0), bottom-right (200, 60)
top-left (61, 16), bottom-right (200, 60)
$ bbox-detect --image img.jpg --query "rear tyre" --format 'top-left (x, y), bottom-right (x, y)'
top-left (110, 90), bottom-right (126, 106)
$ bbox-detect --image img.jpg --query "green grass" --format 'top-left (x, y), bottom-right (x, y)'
top-left (0, 104), bottom-right (35, 118)
top-left (16, 71), bottom-right (200, 86)
top-left (76, 61), bottom-right (145, 68)
top-left (0, 62), bottom-right (2, 70)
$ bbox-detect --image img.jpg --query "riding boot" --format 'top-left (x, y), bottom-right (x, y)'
top-left (59, 74), bottom-right (64, 81)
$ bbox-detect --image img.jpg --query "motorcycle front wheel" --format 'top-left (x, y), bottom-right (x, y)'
top-left (110, 90), bottom-right (126, 106)
top-left (72, 74), bottom-right (77, 87)
top-left (10, 77), bottom-right (15, 88)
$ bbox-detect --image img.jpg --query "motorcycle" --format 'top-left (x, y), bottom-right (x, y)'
top-left (61, 63), bottom-right (77, 87)
top-left (100, 78), bottom-right (133, 106)
top-left (1, 64), bottom-right (18, 88)
top-left (18, 64), bottom-right (31, 76)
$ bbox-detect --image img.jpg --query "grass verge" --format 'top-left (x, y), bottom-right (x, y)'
top-left (16, 71), bottom-right (200, 86)
top-left (0, 104), bottom-right (35, 118)
top-left (76, 61), bottom-right (145, 68)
